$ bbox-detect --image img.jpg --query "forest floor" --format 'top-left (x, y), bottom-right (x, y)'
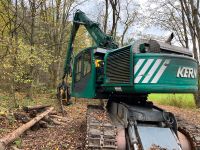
top-left (0, 94), bottom-right (200, 150)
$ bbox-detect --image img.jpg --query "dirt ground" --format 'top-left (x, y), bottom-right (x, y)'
top-left (158, 104), bottom-right (200, 126)
top-left (0, 99), bottom-right (90, 150)
top-left (0, 99), bottom-right (200, 150)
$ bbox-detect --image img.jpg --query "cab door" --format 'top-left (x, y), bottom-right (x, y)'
top-left (71, 49), bottom-right (96, 98)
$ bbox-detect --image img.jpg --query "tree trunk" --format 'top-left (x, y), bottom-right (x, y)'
top-left (103, 0), bottom-right (109, 33)
top-left (194, 68), bottom-right (200, 108)
top-left (189, 0), bottom-right (200, 108)
top-left (27, 0), bottom-right (36, 99)
top-left (109, 0), bottom-right (117, 37)
top-left (180, 1), bottom-right (188, 48)
top-left (0, 107), bottom-right (54, 150)
top-left (181, 0), bottom-right (200, 107)
top-left (121, 26), bottom-right (128, 46)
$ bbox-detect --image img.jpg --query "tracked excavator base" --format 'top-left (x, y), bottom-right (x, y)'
top-left (86, 101), bottom-right (200, 150)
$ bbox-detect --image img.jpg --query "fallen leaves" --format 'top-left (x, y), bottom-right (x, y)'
top-left (158, 104), bottom-right (200, 126)
top-left (1, 98), bottom-right (199, 150)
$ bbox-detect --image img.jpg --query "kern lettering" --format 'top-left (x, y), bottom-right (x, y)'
top-left (177, 67), bottom-right (197, 78)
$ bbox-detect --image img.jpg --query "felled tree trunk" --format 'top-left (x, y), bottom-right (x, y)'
top-left (0, 107), bottom-right (54, 150)
top-left (23, 105), bottom-right (50, 112)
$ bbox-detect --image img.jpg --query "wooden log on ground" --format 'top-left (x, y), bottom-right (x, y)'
top-left (50, 118), bottom-right (68, 126)
top-left (0, 107), bottom-right (54, 150)
top-left (23, 105), bottom-right (50, 112)
top-left (48, 111), bottom-right (57, 115)
top-left (49, 115), bottom-right (69, 122)
top-left (42, 116), bottom-right (53, 124)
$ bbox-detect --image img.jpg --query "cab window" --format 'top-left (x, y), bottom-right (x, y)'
top-left (75, 56), bottom-right (82, 82)
top-left (83, 52), bottom-right (91, 76)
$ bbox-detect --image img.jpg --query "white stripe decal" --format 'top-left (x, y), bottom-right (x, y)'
top-left (142, 59), bottom-right (162, 83)
top-left (151, 59), bottom-right (170, 83)
top-left (134, 59), bottom-right (154, 83)
top-left (134, 59), bottom-right (145, 75)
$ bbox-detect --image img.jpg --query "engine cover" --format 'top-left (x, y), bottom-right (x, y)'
top-left (103, 46), bottom-right (198, 94)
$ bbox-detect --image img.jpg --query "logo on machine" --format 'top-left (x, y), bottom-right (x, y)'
top-left (177, 67), bottom-right (197, 78)
top-left (134, 59), bottom-right (170, 83)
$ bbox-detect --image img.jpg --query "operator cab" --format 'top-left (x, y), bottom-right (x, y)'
top-left (71, 47), bottom-right (107, 99)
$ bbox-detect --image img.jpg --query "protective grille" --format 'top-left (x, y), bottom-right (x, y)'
top-left (106, 47), bottom-right (131, 84)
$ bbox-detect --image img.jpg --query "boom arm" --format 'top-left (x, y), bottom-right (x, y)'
top-left (62, 10), bottom-right (118, 79)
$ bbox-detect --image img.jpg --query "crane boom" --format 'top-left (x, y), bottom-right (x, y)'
top-left (62, 10), bottom-right (118, 79)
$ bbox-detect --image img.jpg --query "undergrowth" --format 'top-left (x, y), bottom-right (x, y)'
top-left (0, 90), bottom-right (60, 113)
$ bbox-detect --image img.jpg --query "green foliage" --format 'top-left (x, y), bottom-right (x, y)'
top-left (7, 114), bottom-right (15, 125)
top-left (14, 138), bottom-right (22, 148)
top-left (0, 94), bottom-right (10, 110)
top-left (13, 39), bottom-right (54, 84)
top-left (148, 94), bottom-right (196, 108)
top-left (0, 38), bottom-right (55, 98)
top-left (73, 26), bottom-right (93, 55)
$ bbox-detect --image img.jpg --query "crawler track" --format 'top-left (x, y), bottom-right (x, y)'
top-left (86, 105), bottom-right (200, 150)
top-left (86, 105), bottom-right (117, 150)
top-left (176, 116), bottom-right (200, 150)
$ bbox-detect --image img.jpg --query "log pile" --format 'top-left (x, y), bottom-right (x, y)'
top-left (13, 105), bottom-right (69, 129)
top-left (0, 105), bottom-right (69, 150)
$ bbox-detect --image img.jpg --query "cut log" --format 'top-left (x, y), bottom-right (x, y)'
top-left (0, 107), bottom-right (54, 150)
top-left (49, 115), bottom-right (69, 122)
top-left (50, 118), bottom-right (68, 126)
top-left (42, 116), bottom-right (52, 124)
top-left (48, 111), bottom-right (57, 115)
top-left (23, 105), bottom-right (50, 112)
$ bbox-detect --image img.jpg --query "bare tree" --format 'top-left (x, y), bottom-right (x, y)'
top-left (146, 0), bottom-right (200, 107)
top-left (109, 0), bottom-right (120, 39)
top-left (120, 0), bottom-right (138, 46)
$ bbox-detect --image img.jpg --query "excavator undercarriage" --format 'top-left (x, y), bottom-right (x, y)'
top-left (86, 99), bottom-right (200, 150)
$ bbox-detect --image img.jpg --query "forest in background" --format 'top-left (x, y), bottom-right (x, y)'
top-left (0, 0), bottom-right (200, 107)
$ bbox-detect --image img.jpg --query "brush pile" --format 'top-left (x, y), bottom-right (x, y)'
top-left (14, 105), bottom-right (69, 130)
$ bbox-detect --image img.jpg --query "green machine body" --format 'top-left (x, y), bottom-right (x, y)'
top-left (70, 40), bottom-right (198, 98)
